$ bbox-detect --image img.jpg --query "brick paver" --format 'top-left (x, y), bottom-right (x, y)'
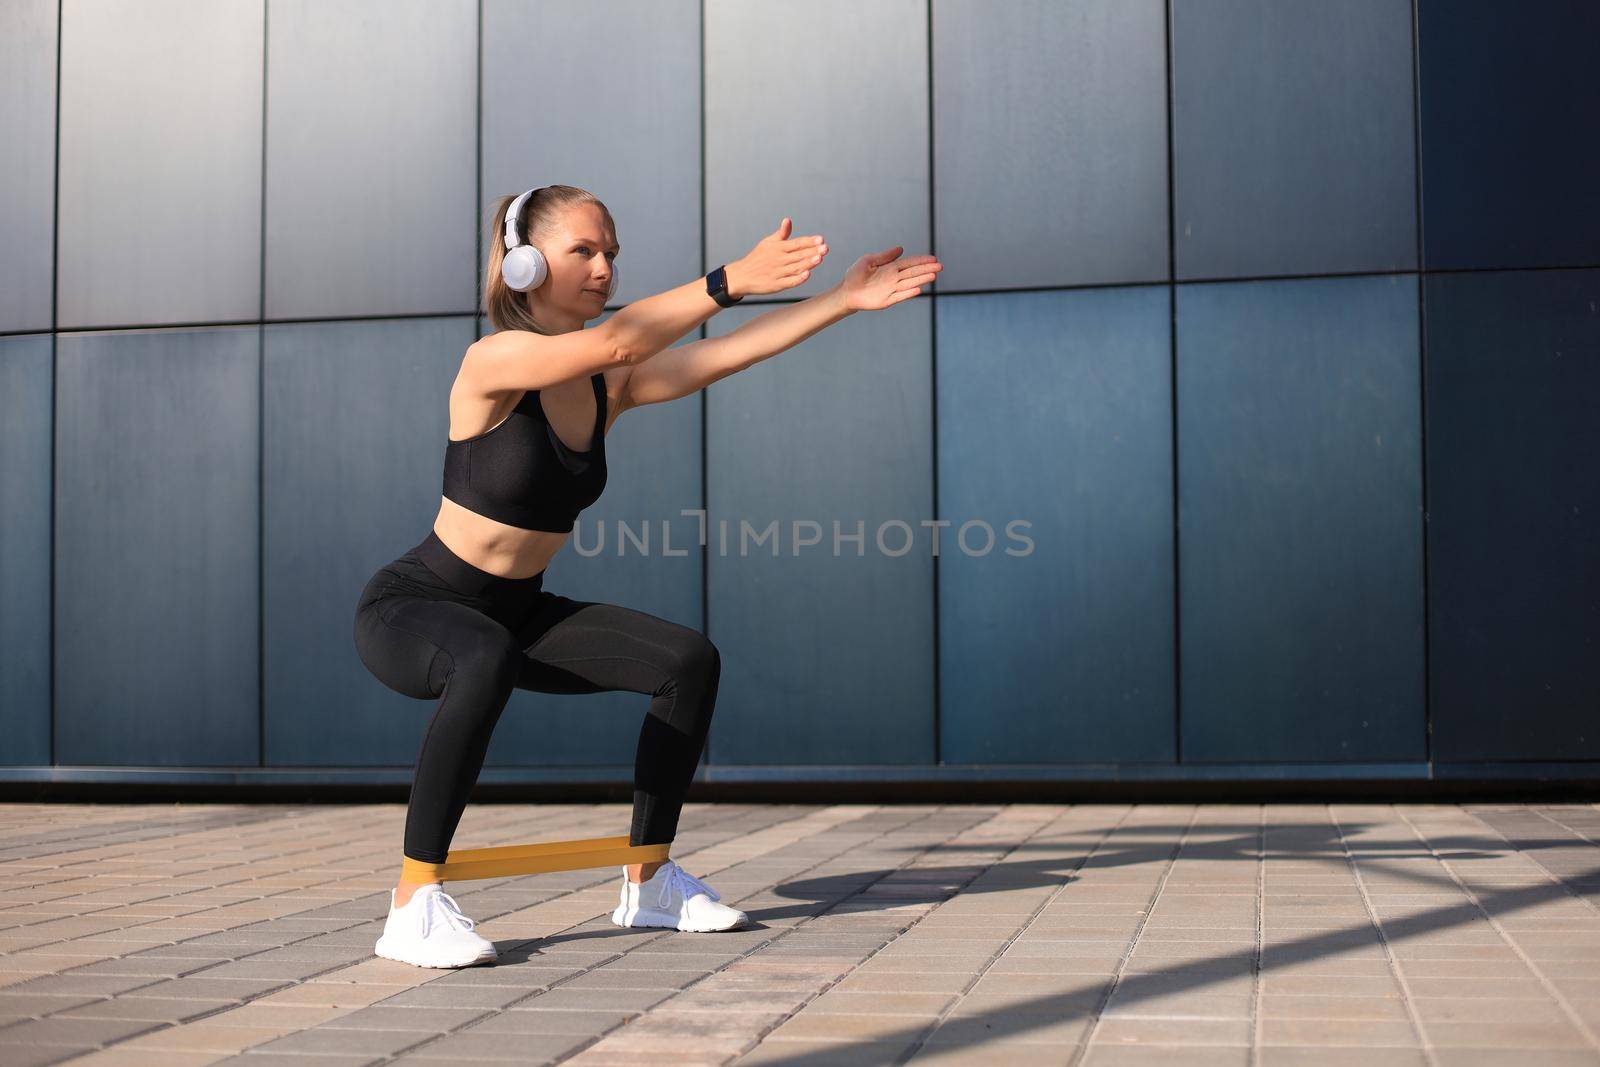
top-left (1, 802), bottom-right (1598, 1065)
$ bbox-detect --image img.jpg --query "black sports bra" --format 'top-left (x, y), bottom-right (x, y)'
top-left (441, 372), bottom-right (608, 533)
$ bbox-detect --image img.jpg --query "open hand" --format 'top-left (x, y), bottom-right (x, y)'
top-left (727, 218), bottom-right (828, 298)
top-left (840, 247), bottom-right (942, 311)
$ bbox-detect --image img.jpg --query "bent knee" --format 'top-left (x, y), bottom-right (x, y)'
top-left (669, 634), bottom-right (720, 685)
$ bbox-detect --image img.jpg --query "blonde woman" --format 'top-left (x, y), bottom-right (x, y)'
top-left (353, 184), bottom-right (942, 968)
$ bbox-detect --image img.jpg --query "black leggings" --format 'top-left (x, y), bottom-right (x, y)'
top-left (352, 529), bottom-right (720, 864)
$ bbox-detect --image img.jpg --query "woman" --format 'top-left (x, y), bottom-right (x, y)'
top-left (353, 184), bottom-right (942, 968)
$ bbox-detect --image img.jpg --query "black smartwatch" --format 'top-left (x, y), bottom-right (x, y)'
top-left (706, 264), bottom-right (743, 308)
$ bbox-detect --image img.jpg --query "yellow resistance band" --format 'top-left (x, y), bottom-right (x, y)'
top-left (401, 834), bottom-right (670, 883)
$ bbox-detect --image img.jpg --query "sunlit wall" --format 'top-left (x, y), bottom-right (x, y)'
top-left (2, 0), bottom-right (1596, 789)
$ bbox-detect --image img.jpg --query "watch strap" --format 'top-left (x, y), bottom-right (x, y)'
top-left (706, 265), bottom-right (743, 308)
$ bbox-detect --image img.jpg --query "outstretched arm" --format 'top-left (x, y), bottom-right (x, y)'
top-left (620, 285), bottom-right (854, 408)
top-left (607, 218), bottom-right (829, 368)
top-left (620, 246), bottom-right (942, 410)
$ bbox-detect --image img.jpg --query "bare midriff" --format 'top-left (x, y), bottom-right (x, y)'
top-left (431, 497), bottom-right (570, 580)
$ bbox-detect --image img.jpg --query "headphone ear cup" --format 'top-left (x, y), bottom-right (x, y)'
top-left (501, 245), bottom-right (547, 292)
top-left (606, 262), bottom-right (620, 301)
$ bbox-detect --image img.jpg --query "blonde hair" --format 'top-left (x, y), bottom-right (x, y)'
top-left (484, 185), bottom-right (615, 334)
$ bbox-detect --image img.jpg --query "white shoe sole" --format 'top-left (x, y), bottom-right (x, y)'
top-left (374, 935), bottom-right (498, 969)
top-left (611, 903), bottom-right (748, 933)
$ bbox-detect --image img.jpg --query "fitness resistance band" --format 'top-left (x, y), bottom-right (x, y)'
top-left (400, 834), bottom-right (671, 883)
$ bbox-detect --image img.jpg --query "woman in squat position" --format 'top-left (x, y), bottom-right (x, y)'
top-left (353, 184), bottom-right (941, 968)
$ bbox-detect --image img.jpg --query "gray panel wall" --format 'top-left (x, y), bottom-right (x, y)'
top-left (705, 0), bottom-right (929, 306)
top-left (1172, 0), bottom-right (1417, 280)
top-left (263, 317), bottom-right (472, 766)
top-left (480, 0), bottom-right (702, 311)
top-left (934, 0), bottom-right (1168, 291)
top-left (1177, 275), bottom-right (1424, 761)
top-left (704, 302), bottom-right (935, 766)
top-left (5, 3), bottom-right (1597, 782)
top-left (1424, 269), bottom-right (1600, 760)
top-left (56, 0), bottom-right (263, 329)
top-left (937, 287), bottom-right (1174, 763)
top-left (265, 0), bottom-right (476, 319)
top-left (54, 327), bottom-right (260, 766)
top-left (1418, 0), bottom-right (1600, 270)
top-left (0, 335), bottom-right (53, 763)
top-left (0, 0), bottom-right (58, 334)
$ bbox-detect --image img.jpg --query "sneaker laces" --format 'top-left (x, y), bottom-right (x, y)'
top-left (418, 888), bottom-right (477, 938)
top-left (656, 862), bottom-right (720, 910)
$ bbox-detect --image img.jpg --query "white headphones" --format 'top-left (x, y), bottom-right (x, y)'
top-left (500, 187), bottom-right (619, 300)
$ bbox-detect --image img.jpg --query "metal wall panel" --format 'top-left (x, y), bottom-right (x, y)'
top-left (1425, 269), bottom-right (1600, 760)
top-left (938, 288), bottom-right (1174, 763)
top-left (933, 0), bottom-right (1168, 291)
top-left (705, 0), bottom-right (928, 306)
top-left (1177, 275), bottom-right (1424, 761)
top-left (18, 0), bottom-right (1595, 784)
top-left (262, 317), bottom-right (471, 766)
top-left (480, 0), bottom-right (701, 311)
top-left (0, 0), bottom-right (58, 333)
top-left (56, 0), bottom-right (263, 329)
top-left (1172, 0), bottom-right (1417, 280)
top-left (55, 327), bottom-right (260, 766)
top-left (481, 313), bottom-right (709, 768)
top-left (265, 0), bottom-right (476, 319)
top-left (0, 335), bottom-right (53, 764)
top-left (1418, 0), bottom-right (1600, 270)
top-left (705, 302), bottom-right (935, 765)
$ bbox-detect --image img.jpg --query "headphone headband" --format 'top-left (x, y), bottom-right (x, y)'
top-left (504, 187), bottom-right (540, 250)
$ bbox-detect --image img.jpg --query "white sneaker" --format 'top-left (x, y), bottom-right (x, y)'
top-left (611, 860), bottom-right (749, 932)
top-left (374, 883), bottom-right (498, 968)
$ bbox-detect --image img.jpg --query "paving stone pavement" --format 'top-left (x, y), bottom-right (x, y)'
top-left (2, 801), bottom-right (1600, 1065)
